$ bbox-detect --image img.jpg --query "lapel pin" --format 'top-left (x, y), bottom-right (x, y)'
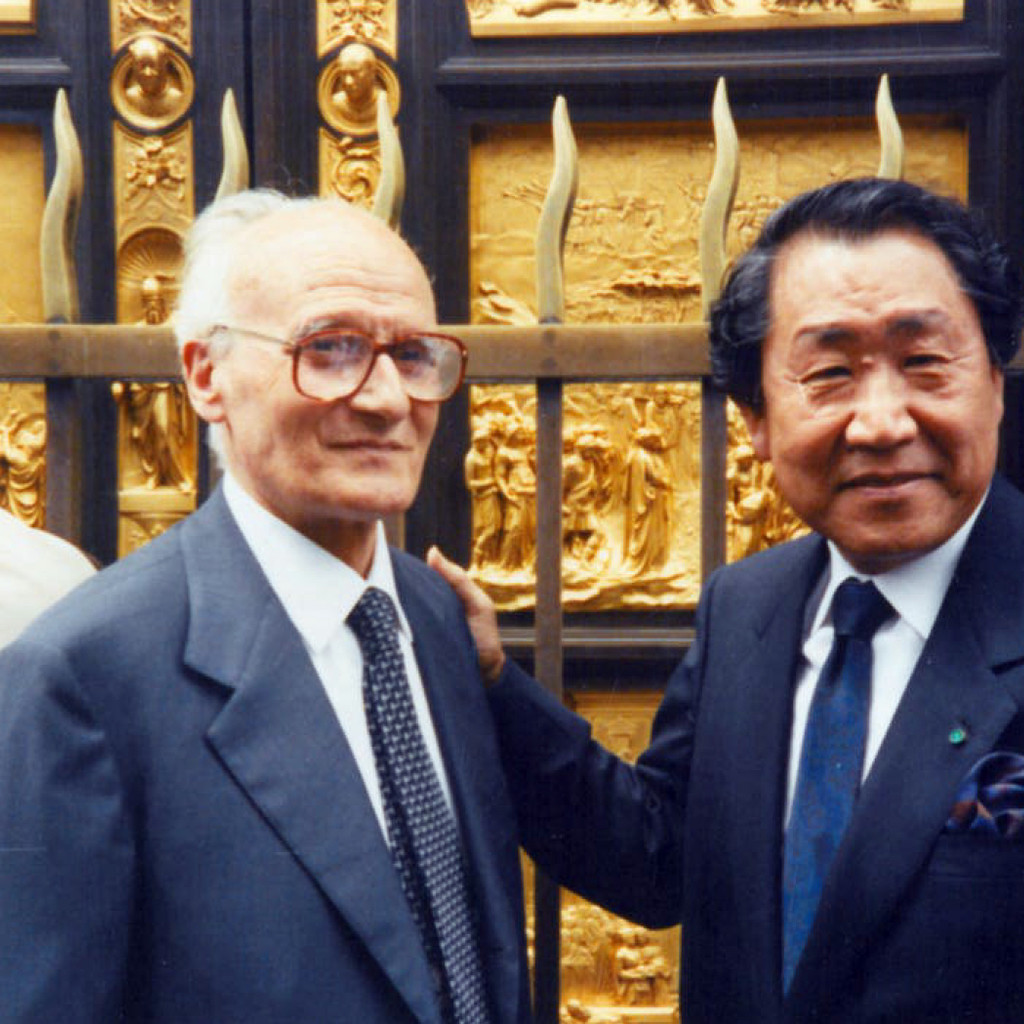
top-left (948, 725), bottom-right (968, 746)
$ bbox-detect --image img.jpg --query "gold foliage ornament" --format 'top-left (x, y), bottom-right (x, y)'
top-left (115, 0), bottom-right (189, 49)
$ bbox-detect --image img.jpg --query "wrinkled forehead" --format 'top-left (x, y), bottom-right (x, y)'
top-left (225, 203), bottom-right (435, 327)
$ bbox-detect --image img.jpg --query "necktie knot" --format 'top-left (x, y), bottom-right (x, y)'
top-left (831, 578), bottom-right (893, 642)
top-left (348, 587), bottom-right (399, 653)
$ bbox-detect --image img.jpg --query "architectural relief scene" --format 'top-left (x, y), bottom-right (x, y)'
top-left (0, 383), bottom-right (46, 528)
top-left (0, 126), bottom-right (47, 528)
top-left (465, 0), bottom-right (961, 37)
top-left (467, 381), bottom-right (701, 611)
top-left (470, 117), bottom-right (966, 586)
top-left (558, 694), bottom-right (680, 1022)
top-left (725, 401), bottom-right (807, 563)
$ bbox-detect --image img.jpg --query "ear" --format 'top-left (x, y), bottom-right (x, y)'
top-left (181, 338), bottom-right (226, 426)
top-left (738, 402), bottom-right (771, 462)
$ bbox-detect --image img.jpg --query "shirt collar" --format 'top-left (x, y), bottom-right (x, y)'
top-left (812, 486), bottom-right (989, 643)
top-left (222, 472), bottom-right (411, 652)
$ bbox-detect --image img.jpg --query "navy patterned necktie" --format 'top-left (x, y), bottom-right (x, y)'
top-left (782, 578), bottom-right (894, 991)
top-left (348, 587), bottom-right (490, 1024)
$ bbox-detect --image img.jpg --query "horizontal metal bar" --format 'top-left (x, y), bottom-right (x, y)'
top-left (0, 325), bottom-right (181, 378)
top-left (1, 322), bottom-right (1021, 379)
top-left (461, 323), bottom-right (712, 378)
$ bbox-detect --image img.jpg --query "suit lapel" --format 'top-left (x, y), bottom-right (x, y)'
top-left (179, 492), bottom-right (442, 1024)
top-left (706, 537), bottom-right (827, 1010)
top-left (787, 477), bottom-right (1024, 1013)
top-left (395, 554), bottom-right (525, 1024)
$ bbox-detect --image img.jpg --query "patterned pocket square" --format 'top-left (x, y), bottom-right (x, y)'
top-left (946, 751), bottom-right (1024, 837)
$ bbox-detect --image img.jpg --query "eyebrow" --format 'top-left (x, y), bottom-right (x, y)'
top-left (793, 309), bottom-right (953, 347)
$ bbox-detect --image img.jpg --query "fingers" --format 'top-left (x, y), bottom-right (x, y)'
top-left (428, 546), bottom-right (485, 608)
top-left (427, 546), bottom-right (506, 685)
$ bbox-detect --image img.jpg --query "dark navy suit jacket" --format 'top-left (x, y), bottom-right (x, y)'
top-left (0, 487), bottom-right (531, 1023)
top-left (490, 474), bottom-right (1024, 1023)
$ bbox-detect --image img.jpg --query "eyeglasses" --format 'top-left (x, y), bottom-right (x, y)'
top-left (209, 324), bottom-right (468, 404)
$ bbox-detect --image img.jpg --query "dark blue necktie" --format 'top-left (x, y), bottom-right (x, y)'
top-left (348, 587), bottom-right (489, 1024)
top-left (782, 578), bottom-right (893, 990)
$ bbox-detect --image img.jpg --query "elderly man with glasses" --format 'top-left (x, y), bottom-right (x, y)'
top-left (0, 191), bottom-right (531, 1024)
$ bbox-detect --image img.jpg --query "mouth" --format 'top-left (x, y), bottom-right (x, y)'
top-left (839, 472), bottom-right (936, 494)
top-left (326, 438), bottom-right (409, 453)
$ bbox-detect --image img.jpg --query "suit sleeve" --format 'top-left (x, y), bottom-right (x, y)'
top-left (486, 573), bottom-right (716, 930)
top-left (0, 639), bottom-right (135, 1022)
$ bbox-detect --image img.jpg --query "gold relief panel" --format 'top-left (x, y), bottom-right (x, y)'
top-left (112, 381), bottom-right (196, 496)
top-left (317, 0), bottom-right (397, 58)
top-left (468, 381), bottom-right (701, 612)
top-left (0, 126), bottom-right (47, 528)
top-left (116, 227), bottom-right (183, 325)
top-left (558, 692), bottom-right (679, 1021)
top-left (114, 121), bottom-right (193, 242)
top-left (0, 0), bottom-right (34, 33)
top-left (117, 508), bottom-right (186, 555)
top-left (470, 116), bottom-right (966, 329)
top-left (111, 34), bottom-right (194, 132)
top-left (112, 0), bottom-right (191, 52)
top-left (319, 128), bottom-right (381, 207)
top-left (726, 400), bottom-right (808, 563)
top-left (469, 117), bottom-right (967, 590)
top-left (0, 382), bottom-right (46, 528)
top-left (465, 0), bottom-right (961, 38)
top-left (0, 124), bottom-right (45, 322)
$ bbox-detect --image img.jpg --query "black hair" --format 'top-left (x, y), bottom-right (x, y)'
top-left (708, 177), bottom-right (1024, 410)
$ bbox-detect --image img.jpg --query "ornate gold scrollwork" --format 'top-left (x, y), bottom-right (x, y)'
top-left (320, 129), bottom-right (381, 206)
top-left (318, 0), bottom-right (396, 57)
top-left (110, 1), bottom-right (196, 556)
top-left (114, 0), bottom-right (190, 50)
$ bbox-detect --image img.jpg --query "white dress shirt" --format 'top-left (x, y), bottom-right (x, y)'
top-left (0, 508), bottom-right (94, 648)
top-left (223, 473), bottom-right (453, 840)
top-left (784, 497), bottom-right (985, 825)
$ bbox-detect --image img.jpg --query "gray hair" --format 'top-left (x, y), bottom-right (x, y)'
top-left (173, 189), bottom-right (330, 464)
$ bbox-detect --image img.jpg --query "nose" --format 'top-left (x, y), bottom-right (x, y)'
top-left (843, 366), bottom-right (917, 448)
top-left (347, 350), bottom-right (411, 420)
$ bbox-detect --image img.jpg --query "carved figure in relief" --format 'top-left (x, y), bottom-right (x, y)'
top-left (560, 1001), bottom-right (623, 1023)
top-left (726, 442), bottom-right (770, 560)
top-left (0, 411), bottom-right (46, 528)
top-left (622, 426), bottom-right (672, 574)
top-left (114, 381), bottom-right (193, 492)
top-left (562, 429), bottom-right (612, 567)
top-left (515, 0), bottom-right (578, 16)
top-left (138, 275), bottom-right (170, 325)
top-left (495, 423), bottom-right (537, 571)
top-left (124, 36), bottom-right (183, 120)
top-left (465, 432), bottom-right (503, 567)
top-left (331, 43), bottom-right (379, 130)
top-left (613, 926), bottom-right (671, 1006)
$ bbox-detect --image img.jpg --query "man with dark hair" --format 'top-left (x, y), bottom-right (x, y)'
top-left (434, 177), bottom-right (1024, 1022)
